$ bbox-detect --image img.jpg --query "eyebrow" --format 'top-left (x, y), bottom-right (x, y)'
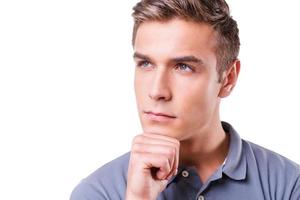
top-left (172, 56), bottom-right (204, 65)
top-left (133, 52), bottom-right (204, 65)
top-left (133, 52), bottom-right (152, 61)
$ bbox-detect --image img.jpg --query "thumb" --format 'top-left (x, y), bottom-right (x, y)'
top-left (157, 170), bottom-right (168, 180)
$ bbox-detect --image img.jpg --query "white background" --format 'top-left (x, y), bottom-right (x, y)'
top-left (0, 0), bottom-right (299, 199)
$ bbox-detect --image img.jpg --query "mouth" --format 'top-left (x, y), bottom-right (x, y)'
top-left (143, 111), bottom-right (177, 122)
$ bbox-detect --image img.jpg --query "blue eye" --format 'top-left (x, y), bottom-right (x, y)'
top-left (176, 63), bottom-right (194, 72)
top-left (137, 61), bottom-right (151, 68)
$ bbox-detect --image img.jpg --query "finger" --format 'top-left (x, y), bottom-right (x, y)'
top-left (142, 132), bottom-right (180, 146)
top-left (140, 134), bottom-right (180, 178)
top-left (133, 134), bottom-right (180, 159)
top-left (132, 134), bottom-right (180, 178)
top-left (132, 134), bottom-right (180, 179)
top-left (168, 143), bottom-right (179, 179)
top-left (132, 152), bottom-right (172, 180)
top-left (132, 143), bottom-right (176, 172)
top-left (133, 134), bottom-right (179, 148)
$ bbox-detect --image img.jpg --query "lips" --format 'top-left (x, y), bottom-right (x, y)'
top-left (143, 111), bottom-right (176, 122)
top-left (145, 111), bottom-right (176, 118)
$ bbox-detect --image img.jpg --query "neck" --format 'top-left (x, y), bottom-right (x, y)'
top-left (179, 120), bottom-right (229, 183)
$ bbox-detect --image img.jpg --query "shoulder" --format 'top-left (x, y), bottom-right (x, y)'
top-left (242, 140), bottom-right (300, 198)
top-left (70, 152), bottom-right (130, 200)
top-left (244, 140), bottom-right (300, 173)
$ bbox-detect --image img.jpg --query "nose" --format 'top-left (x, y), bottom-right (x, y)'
top-left (148, 68), bottom-right (172, 101)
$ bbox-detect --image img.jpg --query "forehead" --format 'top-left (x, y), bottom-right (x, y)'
top-left (134, 19), bottom-right (218, 59)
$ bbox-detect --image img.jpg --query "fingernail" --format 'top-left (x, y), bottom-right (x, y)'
top-left (157, 171), bottom-right (165, 180)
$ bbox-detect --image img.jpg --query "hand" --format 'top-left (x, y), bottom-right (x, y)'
top-left (125, 133), bottom-right (180, 200)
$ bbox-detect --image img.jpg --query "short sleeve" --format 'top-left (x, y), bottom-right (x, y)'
top-left (69, 152), bottom-right (130, 200)
top-left (291, 174), bottom-right (300, 200)
top-left (70, 180), bottom-right (109, 200)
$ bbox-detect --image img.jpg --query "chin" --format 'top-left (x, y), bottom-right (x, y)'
top-left (142, 125), bottom-right (183, 140)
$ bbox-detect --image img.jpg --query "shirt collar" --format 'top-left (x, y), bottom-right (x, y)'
top-left (167, 121), bottom-right (246, 187)
top-left (221, 121), bottom-right (247, 181)
top-left (166, 165), bottom-right (185, 187)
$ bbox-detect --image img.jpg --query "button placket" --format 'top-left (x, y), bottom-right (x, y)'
top-left (181, 170), bottom-right (189, 178)
top-left (197, 195), bottom-right (205, 200)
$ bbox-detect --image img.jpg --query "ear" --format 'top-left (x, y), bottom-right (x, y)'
top-left (218, 59), bottom-right (241, 98)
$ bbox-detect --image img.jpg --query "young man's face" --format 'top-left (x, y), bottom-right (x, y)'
top-left (133, 19), bottom-right (224, 141)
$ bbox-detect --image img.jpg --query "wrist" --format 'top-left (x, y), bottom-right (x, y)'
top-left (125, 191), bottom-right (155, 200)
top-left (125, 194), bottom-right (145, 200)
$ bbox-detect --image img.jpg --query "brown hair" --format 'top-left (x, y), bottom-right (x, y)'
top-left (132, 0), bottom-right (240, 82)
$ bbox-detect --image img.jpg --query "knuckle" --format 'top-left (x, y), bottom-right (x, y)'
top-left (162, 158), bottom-right (171, 169)
top-left (166, 147), bottom-right (175, 157)
top-left (172, 148), bottom-right (177, 158)
top-left (132, 135), bottom-right (141, 143)
top-left (174, 139), bottom-right (180, 146)
top-left (131, 143), bottom-right (143, 153)
top-left (130, 150), bottom-right (138, 157)
top-left (131, 143), bottom-right (138, 152)
top-left (174, 142), bottom-right (180, 152)
top-left (130, 151), bottom-right (142, 162)
top-left (167, 136), bottom-right (178, 143)
top-left (132, 134), bottom-right (144, 145)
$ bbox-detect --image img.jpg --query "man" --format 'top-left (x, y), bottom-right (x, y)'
top-left (71, 0), bottom-right (300, 199)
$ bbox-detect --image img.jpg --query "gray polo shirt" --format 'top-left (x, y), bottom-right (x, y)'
top-left (70, 122), bottom-right (300, 200)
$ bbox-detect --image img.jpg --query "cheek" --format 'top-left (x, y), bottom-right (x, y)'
top-left (181, 89), bottom-right (209, 118)
top-left (134, 73), bottom-right (150, 106)
top-left (175, 79), bottom-right (216, 121)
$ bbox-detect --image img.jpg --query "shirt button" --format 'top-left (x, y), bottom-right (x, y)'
top-left (198, 195), bottom-right (205, 200)
top-left (181, 170), bottom-right (189, 177)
